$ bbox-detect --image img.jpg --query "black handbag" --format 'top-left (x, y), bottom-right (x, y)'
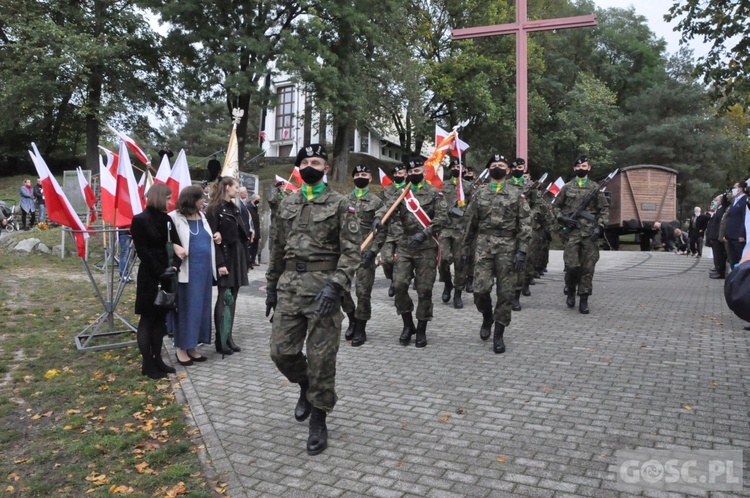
top-left (154, 222), bottom-right (178, 309)
top-left (154, 281), bottom-right (177, 309)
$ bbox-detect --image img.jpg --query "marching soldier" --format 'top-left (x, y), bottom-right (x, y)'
top-left (342, 165), bottom-right (386, 347)
top-left (379, 164), bottom-right (407, 297)
top-left (439, 158), bottom-right (471, 308)
top-left (554, 155), bottom-right (610, 314)
top-left (391, 157), bottom-right (448, 348)
top-left (265, 144), bottom-right (360, 456)
top-left (506, 158), bottom-right (530, 311)
top-left (462, 154), bottom-right (531, 354)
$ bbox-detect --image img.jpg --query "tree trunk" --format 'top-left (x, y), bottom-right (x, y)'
top-left (332, 120), bottom-right (352, 182)
top-left (86, 64), bottom-right (102, 171)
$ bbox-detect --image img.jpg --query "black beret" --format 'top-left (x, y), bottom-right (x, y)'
top-left (294, 143), bottom-right (328, 167)
top-left (352, 164), bottom-right (370, 177)
top-left (392, 163), bottom-right (406, 173)
top-left (725, 261), bottom-right (750, 322)
top-left (406, 157), bottom-right (424, 170)
top-left (463, 166), bottom-right (475, 173)
top-left (449, 158), bottom-right (462, 167)
top-left (486, 153), bottom-right (508, 169)
top-left (574, 155), bottom-right (588, 166)
top-left (512, 157), bottom-right (526, 167)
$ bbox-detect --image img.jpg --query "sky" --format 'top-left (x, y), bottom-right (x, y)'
top-left (592, 0), bottom-right (711, 59)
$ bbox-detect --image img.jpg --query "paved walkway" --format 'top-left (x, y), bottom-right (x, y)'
top-left (173, 251), bottom-right (749, 497)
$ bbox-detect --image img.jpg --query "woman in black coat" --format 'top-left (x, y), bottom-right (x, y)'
top-left (130, 183), bottom-right (182, 379)
top-left (206, 176), bottom-right (250, 355)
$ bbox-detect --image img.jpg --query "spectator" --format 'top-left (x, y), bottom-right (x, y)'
top-left (34, 178), bottom-right (46, 224)
top-left (237, 186), bottom-right (256, 268)
top-left (724, 181), bottom-right (747, 268)
top-left (706, 195), bottom-right (727, 279)
top-left (651, 221), bottom-right (676, 252)
top-left (206, 157), bottom-right (221, 183)
top-left (19, 179), bottom-right (36, 230)
top-left (687, 206), bottom-right (708, 256)
top-left (248, 193), bottom-right (261, 265)
top-left (724, 249), bottom-right (750, 327)
top-left (169, 186), bottom-right (216, 365)
top-left (158, 146), bottom-right (174, 160)
top-left (674, 228), bottom-right (689, 254)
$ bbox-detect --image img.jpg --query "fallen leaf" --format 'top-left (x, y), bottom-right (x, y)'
top-left (30, 414), bottom-right (42, 420)
top-left (8, 472), bottom-right (20, 481)
top-left (439, 414), bottom-right (452, 422)
top-left (85, 471), bottom-right (109, 486)
top-left (108, 484), bottom-right (134, 494)
top-left (6, 486), bottom-right (14, 492)
top-left (163, 482), bottom-right (188, 496)
top-left (44, 369), bottom-right (61, 379)
top-left (542, 386), bottom-right (553, 392)
top-left (66, 409), bottom-right (81, 415)
top-left (496, 456), bottom-right (507, 463)
top-left (41, 411), bottom-right (53, 417)
top-left (682, 405), bottom-right (693, 411)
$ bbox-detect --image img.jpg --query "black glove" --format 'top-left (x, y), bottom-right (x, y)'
top-left (315, 281), bottom-right (343, 317)
top-left (409, 231), bottom-right (428, 250)
top-left (160, 267), bottom-right (177, 281)
top-left (513, 251), bottom-right (527, 273)
top-left (557, 215), bottom-right (580, 229)
top-left (265, 286), bottom-right (277, 317)
top-left (361, 249), bottom-right (377, 269)
top-left (543, 227), bottom-right (552, 242)
top-left (589, 225), bottom-right (603, 242)
top-left (370, 217), bottom-right (382, 234)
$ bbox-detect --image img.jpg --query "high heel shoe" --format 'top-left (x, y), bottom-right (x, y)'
top-left (175, 354), bottom-right (193, 366)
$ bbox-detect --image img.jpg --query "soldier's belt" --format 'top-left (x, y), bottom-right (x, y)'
top-left (285, 259), bottom-right (338, 272)
top-left (479, 229), bottom-right (516, 237)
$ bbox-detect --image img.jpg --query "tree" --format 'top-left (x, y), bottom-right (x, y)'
top-left (0, 0), bottom-right (173, 169)
top-left (667, 0), bottom-right (750, 108)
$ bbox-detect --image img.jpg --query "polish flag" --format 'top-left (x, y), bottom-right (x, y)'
top-left (76, 167), bottom-right (98, 225)
top-left (378, 167), bottom-right (393, 187)
top-left (114, 140), bottom-right (144, 227)
top-left (108, 125), bottom-right (151, 166)
top-left (165, 149), bottom-right (192, 211)
top-left (435, 124), bottom-right (469, 158)
top-left (456, 142), bottom-right (466, 207)
top-left (138, 170), bottom-right (154, 207)
top-left (547, 176), bottom-right (565, 197)
top-left (275, 175), bottom-right (300, 192)
top-left (99, 155), bottom-right (117, 226)
top-left (153, 152), bottom-right (171, 184)
top-left (28, 144), bottom-right (89, 257)
top-left (98, 146), bottom-right (119, 176)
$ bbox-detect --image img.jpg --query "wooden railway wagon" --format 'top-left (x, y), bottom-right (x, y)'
top-left (604, 165), bottom-right (678, 250)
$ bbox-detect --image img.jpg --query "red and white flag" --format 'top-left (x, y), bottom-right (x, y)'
top-left (115, 139), bottom-right (144, 227)
top-left (435, 125), bottom-right (469, 158)
top-left (99, 155), bottom-right (117, 226)
top-left (108, 125), bottom-right (151, 166)
top-left (138, 170), bottom-right (154, 207)
top-left (425, 162), bottom-right (443, 190)
top-left (547, 176), bottom-right (565, 197)
top-left (29, 144), bottom-right (89, 257)
top-left (275, 175), bottom-right (300, 192)
top-left (98, 146), bottom-right (119, 176)
top-left (153, 152), bottom-right (171, 184)
top-left (379, 167), bottom-right (393, 187)
top-left (76, 167), bottom-right (98, 225)
top-left (166, 149), bottom-right (192, 211)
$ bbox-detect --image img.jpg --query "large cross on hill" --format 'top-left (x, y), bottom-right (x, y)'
top-left (452, 1), bottom-right (597, 163)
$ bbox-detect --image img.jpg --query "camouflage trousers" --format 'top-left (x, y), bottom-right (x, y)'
top-left (563, 231), bottom-right (600, 295)
top-left (473, 245), bottom-right (517, 326)
top-left (517, 228), bottom-right (545, 288)
top-left (393, 246), bottom-right (438, 321)
top-left (380, 240), bottom-right (397, 281)
top-left (438, 230), bottom-right (467, 289)
top-left (341, 263), bottom-right (376, 320)
top-left (270, 270), bottom-right (343, 412)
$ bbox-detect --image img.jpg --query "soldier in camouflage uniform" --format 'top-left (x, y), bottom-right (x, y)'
top-left (341, 165), bottom-right (386, 347)
top-left (506, 157), bottom-right (531, 311)
top-left (265, 144), bottom-right (360, 456)
top-left (554, 155), bottom-right (609, 314)
top-left (439, 158), bottom-right (471, 308)
top-left (462, 154), bottom-right (531, 354)
top-left (379, 164), bottom-right (407, 297)
top-left (390, 157), bottom-right (448, 348)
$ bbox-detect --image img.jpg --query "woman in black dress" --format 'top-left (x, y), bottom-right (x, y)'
top-left (206, 177), bottom-right (250, 355)
top-left (130, 183), bottom-right (182, 379)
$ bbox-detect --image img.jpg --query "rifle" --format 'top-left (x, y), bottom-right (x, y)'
top-left (558, 169), bottom-right (618, 229)
top-left (524, 173), bottom-right (548, 196)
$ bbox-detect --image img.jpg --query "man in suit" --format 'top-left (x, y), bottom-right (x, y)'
top-left (687, 206), bottom-right (708, 256)
top-left (705, 196), bottom-right (727, 278)
top-left (724, 181), bottom-right (747, 268)
top-left (238, 186), bottom-right (256, 268)
top-left (248, 194), bottom-right (261, 265)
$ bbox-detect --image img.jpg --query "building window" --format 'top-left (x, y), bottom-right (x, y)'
top-left (275, 86), bottom-right (294, 141)
top-left (360, 130), bottom-right (369, 153)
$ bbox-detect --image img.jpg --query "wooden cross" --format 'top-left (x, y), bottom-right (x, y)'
top-left (452, 1), bottom-right (597, 162)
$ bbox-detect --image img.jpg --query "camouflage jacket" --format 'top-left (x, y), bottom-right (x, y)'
top-left (553, 178), bottom-right (610, 236)
top-left (442, 177), bottom-right (471, 232)
top-left (379, 183), bottom-right (404, 242)
top-left (463, 182), bottom-right (532, 254)
top-left (346, 189), bottom-right (386, 253)
top-left (266, 186), bottom-right (360, 292)
top-left (388, 181), bottom-right (448, 250)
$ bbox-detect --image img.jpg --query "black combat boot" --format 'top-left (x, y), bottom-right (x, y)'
top-left (466, 276), bottom-right (474, 293)
top-left (306, 407), bottom-right (328, 455)
top-left (512, 290), bottom-right (522, 311)
top-left (453, 289), bottom-right (463, 309)
top-left (351, 319), bottom-right (367, 347)
top-left (479, 311), bottom-right (493, 341)
top-left (295, 382), bottom-right (312, 422)
top-left (415, 320), bottom-right (427, 348)
top-left (566, 288), bottom-right (576, 308)
top-left (563, 286), bottom-right (568, 295)
top-left (399, 313), bottom-right (416, 345)
top-left (441, 275), bottom-right (453, 303)
top-left (522, 282), bottom-right (531, 296)
top-left (344, 312), bottom-right (357, 341)
top-left (388, 281), bottom-right (396, 297)
top-left (493, 323), bottom-right (506, 354)
top-left (579, 294), bottom-right (590, 315)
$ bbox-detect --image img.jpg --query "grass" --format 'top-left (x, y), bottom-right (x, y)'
top-left (0, 174), bottom-right (225, 497)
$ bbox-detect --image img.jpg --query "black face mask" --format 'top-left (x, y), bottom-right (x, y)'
top-left (574, 169), bottom-right (588, 178)
top-left (299, 166), bottom-right (325, 184)
top-left (450, 169), bottom-right (461, 178)
top-left (253, 201), bottom-right (260, 207)
top-left (393, 175), bottom-right (406, 184)
top-left (489, 168), bottom-right (507, 180)
top-left (408, 173), bottom-right (424, 185)
top-left (512, 169), bottom-right (524, 178)
top-left (353, 177), bottom-right (370, 189)
top-left (464, 175), bottom-right (474, 182)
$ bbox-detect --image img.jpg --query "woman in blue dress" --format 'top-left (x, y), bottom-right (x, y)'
top-left (170, 186), bottom-right (216, 365)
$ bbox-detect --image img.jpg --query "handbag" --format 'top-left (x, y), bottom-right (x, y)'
top-left (154, 222), bottom-right (178, 309)
top-left (154, 281), bottom-right (177, 309)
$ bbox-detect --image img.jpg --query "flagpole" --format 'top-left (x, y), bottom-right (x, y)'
top-left (360, 182), bottom-right (411, 251)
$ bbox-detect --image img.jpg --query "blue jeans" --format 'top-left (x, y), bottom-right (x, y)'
top-left (119, 232), bottom-right (132, 277)
top-left (37, 204), bottom-right (46, 223)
